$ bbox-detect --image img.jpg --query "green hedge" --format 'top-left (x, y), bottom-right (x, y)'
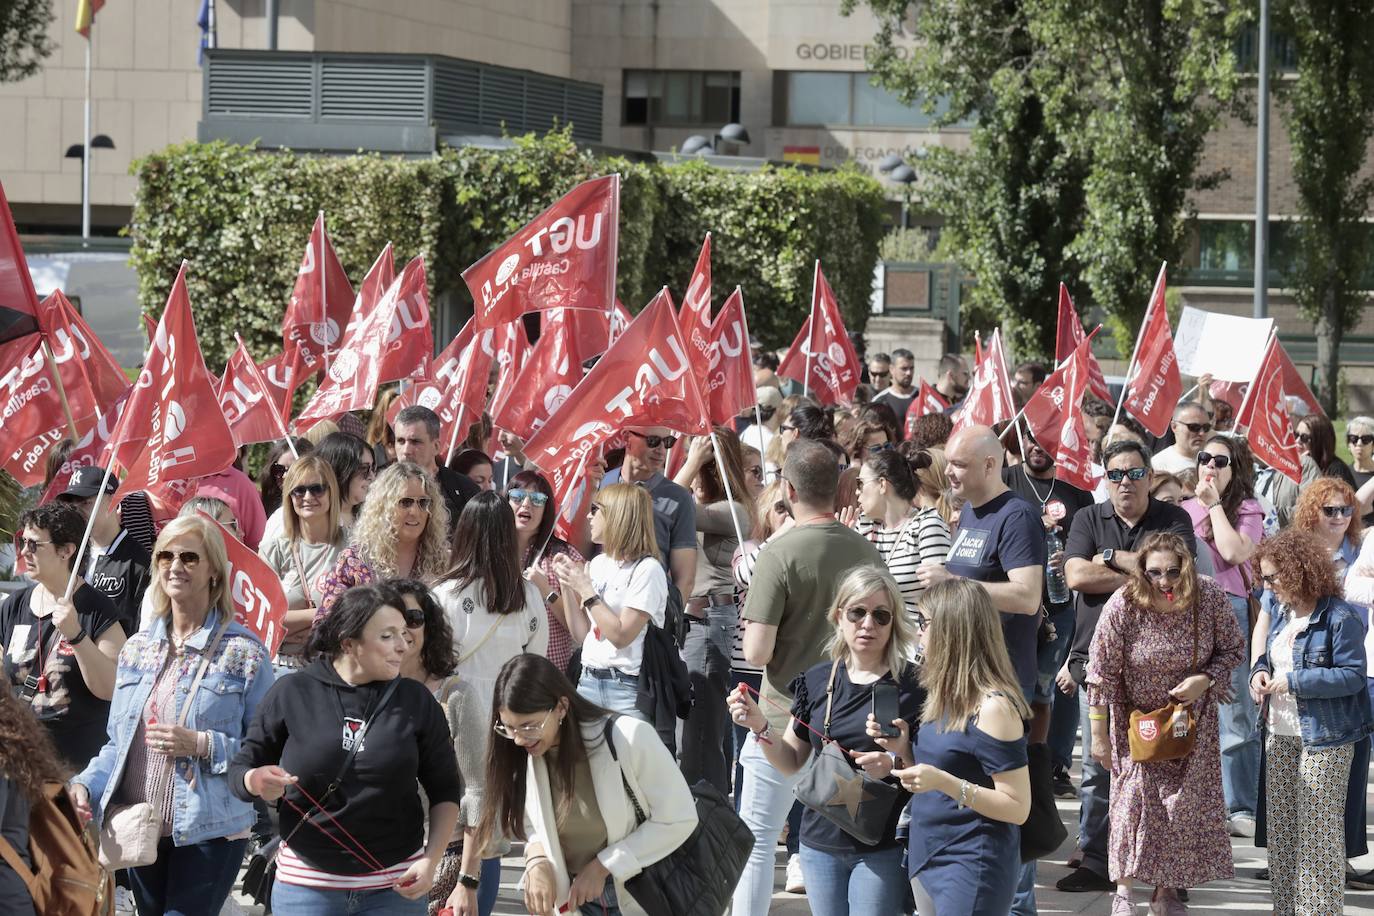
top-left (129, 129), bottom-right (887, 372)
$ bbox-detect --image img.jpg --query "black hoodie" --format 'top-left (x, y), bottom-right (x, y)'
top-left (229, 658), bottom-right (460, 873)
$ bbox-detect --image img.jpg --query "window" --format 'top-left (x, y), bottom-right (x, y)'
top-left (622, 70), bottom-right (741, 126)
top-left (778, 71), bottom-right (965, 128)
top-left (1234, 25), bottom-right (1299, 74)
top-left (1188, 219), bottom-right (1374, 287)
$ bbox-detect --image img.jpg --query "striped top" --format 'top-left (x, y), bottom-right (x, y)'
top-left (730, 540), bottom-right (768, 675)
top-left (276, 842), bottom-right (423, 890)
top-left (854, 508), bottom-right (952, 612)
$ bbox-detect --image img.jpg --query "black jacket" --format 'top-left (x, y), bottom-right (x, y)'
top-left (229, 658), bottom-right (460, 873)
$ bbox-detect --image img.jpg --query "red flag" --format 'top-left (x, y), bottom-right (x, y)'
top-left (113, 263), bottom-right (236, 506)
top-left (36, 394), bottom-right (130, 504)
top-left (706, 288), bottom-right (755, 425)
top-left (557, 307), bottom-right (611, 365)
top-left (952, 330), bottom-right (1015, 433)
top-left (525, 287), bottom-right (709, 482)
top-left (202, 513), bottom-right (289, 655)
top-left (387, 324), bottom-right (475, 444)
top-left (777, 262), bottom-right (861, 406)
top-left (282, 213), bottom-right (355, 377)
top-left (610, 298), bottom-right (632, 344)
top-left (463, 175), bottom-right (620, 329)
top-left (1236, 334), bottom-right (1303, 484)
top-left (486, 319), bottom-right (531, 424)
top-left (1209, 379), bottom-right (1248, 413)
top-left (142, 312), bottom-right (157, 345)
top-left (492, 313), bottom-right (583, 440)
top-left (1121, 265), bottom-right (1181, 438)
top-left (1276, 345), bottom-right (1324, 419)
top-left (0, 182), bottom-right (40, 346)
top-left (1022, 335), bottom-right (1099, 491)
top-left (299, 256), bottom-right (430, 422)
top-left (219, 339), bottom-right (289, 448)
top-left (680, 234), bottom-right (713, 398)
top-left (903, 381), bottom-right (950, 437)
top-left (1055, 283), bottom-right (1111, 403)
top-left (39, 290), bottom-right (132, 413)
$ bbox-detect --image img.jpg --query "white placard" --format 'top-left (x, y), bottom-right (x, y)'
top-left (1173, 307), bottom-right (1273, 383)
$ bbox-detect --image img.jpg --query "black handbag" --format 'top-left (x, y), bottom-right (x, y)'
top-left (1019, 742), bottom-right (1069, 861)
top-left (792, 660), bottom-right (904, 846)
top-left (603, 718), bottom-right (753, 916)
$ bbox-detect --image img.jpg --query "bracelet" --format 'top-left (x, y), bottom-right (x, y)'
top-left (957, 779), bottom-right (970, 809)
top-left (525, 855), bottom-right (551, 870)
top-left (753, 721), bottom-right (774, 746)
top-left (1088, 713), bottom-right (1109, 721)
top-left (969, 784), bottom-right (980, 808)
top-left (196, 730), bottom-right (210, 758)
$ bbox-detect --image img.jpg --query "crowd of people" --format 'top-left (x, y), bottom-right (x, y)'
top-left (1, 341), bottom-right (1372, 916)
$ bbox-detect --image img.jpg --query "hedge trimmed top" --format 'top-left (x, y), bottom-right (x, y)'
top-left (129, 128), bottom-right (888, 374)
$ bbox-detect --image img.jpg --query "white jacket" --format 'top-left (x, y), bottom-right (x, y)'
top-left (523, 715), bottom-right (698, 914)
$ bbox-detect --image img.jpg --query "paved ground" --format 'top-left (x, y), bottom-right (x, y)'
top-left (228, 760), bottom-right (1374, 915)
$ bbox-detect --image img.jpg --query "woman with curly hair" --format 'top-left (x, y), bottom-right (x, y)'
top-left (314, 461), bottom-right (451, 623)
top-left (0, 690), bottom-right (70, 916)
top-left (1251, 528), bottom-right (1374, 915)
top-left (1085, 532), bottom-right (1245, 914)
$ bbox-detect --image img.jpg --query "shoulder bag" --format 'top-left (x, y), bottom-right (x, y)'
top-left (792, 660), bottom-right (903, 846)
top-left (0, 781), bottom-right (113, 916)
top-left (1127, 600), bottom-right (1199, 763)
top-left (99, 620), bottom-right (230, 870)
top-left (603, 717), bottom-right (753, 916)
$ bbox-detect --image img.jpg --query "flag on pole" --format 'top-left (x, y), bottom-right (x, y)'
top-left (705, 288), bottom-right (755, 426)
top-left (903, 381), bottom-right (950, 437)
top-left (202, 513), bottom-right (290, 655)
top-left (1121, 265), bottom-right (1182, 437)
top-left (75, 0), bottom-right (106, 37)
top-left (1235, 334), bottom-right (1303, 484)
top-left (1055, 283), bottom-right (1111, 402)
top-left (282, 213), bottom-right (354, 378)
top-left (219, 339), bottom-right (290, 448)
top-left (0, 182), bottom-right (41, 347)
top-left (952, 329), bottom-right (1015, 433)
top-left (1022, 335), bottom-right (1100, 491)
top-left (776, 262), bottom-right (861, 405)
top-left (680, 233), bottom-right (713, 398)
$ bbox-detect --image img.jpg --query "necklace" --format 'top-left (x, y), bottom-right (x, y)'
top-left (1021, 465), bottom-right (1057, 510)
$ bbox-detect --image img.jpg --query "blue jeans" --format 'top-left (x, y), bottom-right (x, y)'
top-left (798, 844), bottom-right (907, 916)
top-left (1011, 859), bottom-right (1038, 915)
top-left (1219, 593), bottom-right (1260, 816)
top-left (128, 835), bottom-right (247, 916)
top-left (680, 605), bottom-right (736, 795)
top-left (1049, 678), bottom-right (1080, 773)
top-left (272, 881), bottom-right (427, 915)
top-left (732, 732), bottom-right (803, 916)
top-left (1077, 691), bottom-right (1110, 879)
top-left (577, 668), bottom-right (648, 723)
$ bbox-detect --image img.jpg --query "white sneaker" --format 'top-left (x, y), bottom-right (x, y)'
top-left (785, 852), bottom-right (805, 894)
top-left (1228, 812), bottom-right (1256, 838)
top-left (114, 887), bottom-right (136, 915)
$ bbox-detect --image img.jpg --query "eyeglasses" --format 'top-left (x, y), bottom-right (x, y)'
top-left (1295, 432), bottom-right (1313, 444)
top-left (780, 424), bottom-right (797, 433)
top-left (357, 463), bottom-right (378, 480)
top-left (627, 431), bottom-right (678, 450)
top-left (912, 611), bottom-right (929, 631)
top-left (844, 605), bottom-right (893, 626)
top-left (1176, 421), bottom-right (1213, 434)
top-left (1349, 434), bottom-right (1374, 446)
top-left (1321, 505), bottom-right (1355, 519)
top-left (493, 709), bottom-right (555, 741)
top-left (402, 606), bottom-right (425, 629)
top-left (270, 463), bottom-right (289, 481)
top-left (1105, 467), bottom-right (1149, 483)
top-left (18, 538), bottom-right (52, 554)
top-left (1260, 572), bottom-right (1281, 587)
top-left (1144, 566), bottom-right (1183, 582)
top-left (772, 500), bottom-right (791, 516)
top-left (745, 465), bottom-right (764, 481)
top-left (507, 488), bottom-right (550, 507)
top-left (154, 550), bottom-right (201, 569)
top-left (290, 483), bottom-right (327, 500)
top-left (396, 496), bottom-right (433, 512)
top-left (855, 476), bottom-right (882, 492)
top-left (1196, 452), bottom-right (1231, 469)
top-left (866, 442), bottom-right (894, 455)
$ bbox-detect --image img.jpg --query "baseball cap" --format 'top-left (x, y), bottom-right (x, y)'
top-left (59, 466), bottom-right (118, 500)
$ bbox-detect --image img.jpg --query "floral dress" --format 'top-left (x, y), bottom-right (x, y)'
top-left (1085, 576), bottom-right (1245, 887)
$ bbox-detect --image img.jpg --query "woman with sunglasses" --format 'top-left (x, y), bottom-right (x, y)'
top-left (1, 502), bottom-right (126, 771)
top-left (256, 438), bottom-right (312, 519)
top-left (478, 653), bottom-right (697, 916)
top-left (1296, 414), bottom-right (1357, 488)
top-left (849, 448), bottom-right (952, 616)
top-left (729, 566), bottom-right (921, 915)
top-left (1346, 417), bottom-right (1374, 525)
top-left (1084, 532), bottom-right (1245, 915)
top-left (1180, 433), bottom-right (1265, 839)
top-left (232, 584), bottom-right (460, 915)
top-left (1250, 529), bottom-right (1374, 915)
top-left (507, 470), bottom-right (585, 674)
top-left (260, 457), bottom-right (348, 671)
top-left (740, 445), bottom-right (766, 498)
top-left (839, 420), bottom-right (891, 466)
top-left (315, 462), bottom-right (452, 622)
top-left (72, 515), bottom-right (274, 915)
top-left (311, 431), bottom-right (376, 530)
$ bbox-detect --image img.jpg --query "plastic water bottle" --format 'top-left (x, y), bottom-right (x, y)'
top-left (1046, 529), bottom-right (1071, 605)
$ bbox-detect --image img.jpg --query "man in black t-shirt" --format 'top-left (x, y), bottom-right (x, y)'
top-left (57, 467), bottom-right (151, 637)
top-left (871, 348), bottom-right (917, 426)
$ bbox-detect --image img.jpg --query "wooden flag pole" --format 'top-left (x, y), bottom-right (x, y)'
top-left (802, 261), bottom-right (819, 399)
top-left (39, 339), bottom-right (81, 444)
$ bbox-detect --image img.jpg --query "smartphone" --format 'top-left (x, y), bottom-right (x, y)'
top-left (871, 682), bottom-right (901, 738)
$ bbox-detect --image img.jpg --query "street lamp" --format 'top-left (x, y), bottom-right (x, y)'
top-left (64, 134), bottom-right (115, 242)
top-left (680, 123), bottom-right (752, 156)
top-left (888, 163), bottom-right (917, 230)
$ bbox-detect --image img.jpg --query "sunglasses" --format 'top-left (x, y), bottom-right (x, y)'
top-left (493, 708), bottom-right (555, 741)
top-left (18, 537), bottom-right (53, 554)
top-left (856, 476), bottom-right (882, 492)
top-left (396, 496), bottom-right (433, 512)
top-left (402, 606), bottom-right (425, 629)
top-left (1144, 566), bottom-right (1182, 582)
top-left (1348, 434), bottom-right (1374, 446)
top-left (1105, 467), bottom-right (1149, 483)
top-left (507, 488), bottom-right (550, 506)
top-left (154, 550), bottom-right (201, 569)
top-left (588, 504), bottom-right (601, 517)
top-left (1196, 452), bottom-right (1231, 469)
top-left (290, 483), bottom-right (327, 500)
top-left (270, 463), bottom-right (289, 481)
top-left (844, 605), bottom-right (893, 626)
top-left (780, 423), bottom-right (797, 433)
top-left (357, 463), bottom-right (377, 480)
top-left (1176, 421), bottom-right (1213, 434)
top-left (866, 442), bottom-right (894, 455)
top-left (745, 465), bottom-right (764, 481)
top-left (772, 500), bottom-right (791, 516)
top-left (1260, 572), bottom-right (1280, 587)
top-left (1296, 432), bottom-right (1312, 444)
top-left (1321, 505), bottom-right (1355, 519)
top-left (627, 431), bottom-right (678, 449)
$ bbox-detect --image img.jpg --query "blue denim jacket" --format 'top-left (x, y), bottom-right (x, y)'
top-left (75, 609), bottom-right (274, 846)
top-left (1253, 595), bottom-right (1374, 750)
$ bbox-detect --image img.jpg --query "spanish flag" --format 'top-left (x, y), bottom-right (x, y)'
top-left (75, 0), bottom-right (105, 37)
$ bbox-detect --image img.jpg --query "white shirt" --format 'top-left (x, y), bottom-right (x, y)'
top-left (580, 555), bottom-right (668, 676)
top-left (1151, 447), bottom-right (1197, 476)
top-left (1268, 613), bottom-right (1311, 738)
top-left (433, 577), bottom-right (548, 719)
top-left (739, 423), bottom-right (776, 456)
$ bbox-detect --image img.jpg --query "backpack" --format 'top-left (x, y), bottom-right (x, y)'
top-left (0, 781), bottom-right (114, 916)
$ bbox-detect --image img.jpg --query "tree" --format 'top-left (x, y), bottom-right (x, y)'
top-left (1277, 0), bottom-right (1374, 412)
top-left (0, 0), bottom-right (52, 84)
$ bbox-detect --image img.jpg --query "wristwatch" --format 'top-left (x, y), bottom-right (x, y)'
top-left (1101, 548), bottom-right (1121, 573)
top-left (582, 594), bottom-right (601, 611)
top-left (457, 872), bottom-right (480, 890)
top-left (544, 590), bottom-right (559, 606)
top-left (66, 627), bottom-right (89, 647)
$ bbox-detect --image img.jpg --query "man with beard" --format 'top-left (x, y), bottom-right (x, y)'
top-left (935, 352), bottom-right (971, 414)
top-left (872, 348), bottom-right (918, 426)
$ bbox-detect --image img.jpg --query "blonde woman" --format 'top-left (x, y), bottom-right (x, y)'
top-left (315, 461), bottom-right (451, 622)
top-left (728, 567), bottom-right (922, 915)
top-left (259, 456), bottom-right (348, 668)
top-left (896, 578), bottom-right (1032, 916)
top-left (552, 483), bottom-right (667, 723)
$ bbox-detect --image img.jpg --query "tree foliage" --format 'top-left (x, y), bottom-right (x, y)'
top-left (0, 0), bottom-right (51, 84)
top-left (1277, 0), bottom-right (1374, 413)
top-left (128, 129), bottom-right (887, 372)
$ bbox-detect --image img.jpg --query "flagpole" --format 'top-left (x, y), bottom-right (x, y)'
top-left (39, 340), bottom-right (81, 443)
top-left (81, 37), bottom-right (91, 244)
top-left (531, 451), bottom-right (589, 569)
top-left (62, 395), bottom-right (137, 601)
top-left (445, 403), bottom-right (467, 466)
top-left (732, 285), bottom-right (766, 440)
top-left (708, 430), bottom-right (750, 557)
top-left (319, 210), bottom-right (330, 374)
top-left (235, 333), bottom-right (297, 459)
top-left (802, 261), bottom-right (819, 400)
